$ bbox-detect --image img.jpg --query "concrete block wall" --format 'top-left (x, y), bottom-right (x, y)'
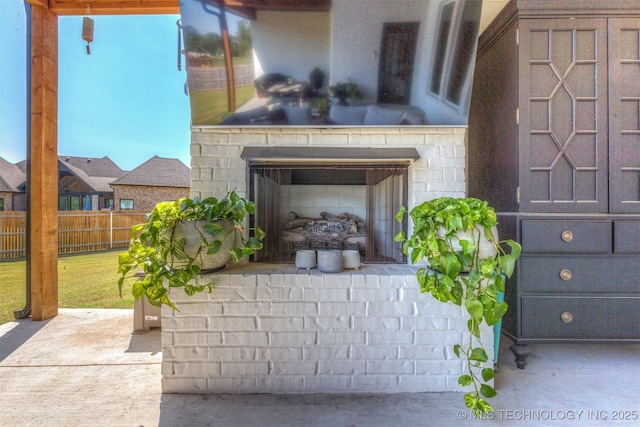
top-left (161, 264), bottom-right (493, 393)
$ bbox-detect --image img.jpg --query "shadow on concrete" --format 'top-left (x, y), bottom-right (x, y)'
top-left (126, 327), bottom-right (162, 355)
top-left (156, 392), bottom-right (463, 426)
top-left (0, 317), bottom-right (51, 363)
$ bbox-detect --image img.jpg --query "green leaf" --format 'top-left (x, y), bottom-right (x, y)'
top-left (465, 299), bottom-right (484, 322)
top-left (469, 347), bottom-right (488, 363)
top-left (410, 247), bottom-right (426, 266)
top-left (464, 393), bottom-right (477, 409)
top-left (203, 222), bottom-right (223, 236)
top-left (480, 384), bottom-right (497, 398)
top-left (440, 252), bottom-right (462, 279)
top-left (453, 344), bottom-right (461, 357)
top-left (393, 230), bottom-right (406, 243)
top-left (255, 227), bottom-right (266, 241)
top-left (484, 301), bottom-right (508, 326)
top-left (477, 399), bottom-right (494, 414)
top-left (246, 236), bottom-right (262, 249)
top-left (458, 375), bottom-right (472, 386)
top-left (499, 255), bottom-right (516, 278)
top-left (495, 274), bottom-right (506, 293)
top-left (207, 240), bottom-right (223, 255)
top-left (506, 239), bottom-right (521, 260)
top-left (481, 368), bottom-right (495, 382)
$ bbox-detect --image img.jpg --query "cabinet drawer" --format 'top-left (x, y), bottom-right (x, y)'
top-left (520, 256), bottom-right (640, 293)
top-left (521, 297), bottom-right (640, 339)
top-left (521, 220), bottom-right (611, 253)
top-left (614, 221), bottom-right (640, 253)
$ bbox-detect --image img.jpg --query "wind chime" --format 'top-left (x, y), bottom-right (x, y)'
top-left (82, 4), bottom-right (94, 54)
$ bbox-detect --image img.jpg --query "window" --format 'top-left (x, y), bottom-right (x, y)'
top-left (82, 195), bottom-right (91, 210)
top-left (59, 196), bottom-right (68, 211)
top-left (0, 198), bottom-right (4, 211)
top-left (445, 0), bottom-right (481, 105)
top-left (120, 199), bottom-right (134, 210)
top-left (429, 0), bottom-right (481, 108)
top-left (104, 198), bottom-right (114, 210)
top-left (430, 2), bottom-right (454, 96)
top-left (70, 196), bottom-right (81, 210)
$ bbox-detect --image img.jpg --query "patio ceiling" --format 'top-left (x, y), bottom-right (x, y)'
top-left (30, 0), bottom-right (331, 17)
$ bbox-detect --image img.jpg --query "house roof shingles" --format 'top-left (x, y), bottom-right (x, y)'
top-left (58, 156), bottom-right (127, 192)
top-left (0, 157), bottom-right (26, 192)
top-left (0, 155), bottom-right (189, 194)
top-left (110, 156), bottom-right (190, 188)
top-left (60, 156), bottom-right (127, 178)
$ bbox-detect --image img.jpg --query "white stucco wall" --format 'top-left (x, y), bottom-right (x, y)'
top-left (330, 0), bottom-right (429, 105)
top-left (251, 11), bottom-right (331, 84)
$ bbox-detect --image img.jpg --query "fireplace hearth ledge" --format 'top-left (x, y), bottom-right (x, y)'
top-left (160, 263), bottom-right (493, 394)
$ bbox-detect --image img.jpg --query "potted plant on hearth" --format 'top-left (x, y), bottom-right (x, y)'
top-left (117, 191), bottom-right (265, 310)
top-left (394, 197), bottom-right (520, 417)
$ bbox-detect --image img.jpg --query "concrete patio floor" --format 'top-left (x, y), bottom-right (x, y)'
top-left (0, 308), bottom-right (638, 427)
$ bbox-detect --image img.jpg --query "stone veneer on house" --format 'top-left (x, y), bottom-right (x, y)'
top-left (161, 127), bottom-right (493, 394)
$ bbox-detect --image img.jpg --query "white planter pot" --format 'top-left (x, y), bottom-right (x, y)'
top-left (437, 225), bottom-right (499, 270)
top-left (317, 250), bottom-right (343, 273)
top-left (342, 250), bottom-right (360, 269)
top-left (171, 220), bottom-right (234, 271)
top-left (295, 250), bottom-right (316, 270)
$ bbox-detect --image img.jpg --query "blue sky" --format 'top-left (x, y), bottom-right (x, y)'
top-left (0, 0), bottom-right (195, 171)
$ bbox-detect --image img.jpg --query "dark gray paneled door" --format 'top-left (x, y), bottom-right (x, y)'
top-left (518, 19), bottom-right (609, 213)
top-left (377, 22), bottom-right (420, 105)
top-left (609, 18), bottom-right (640, 214)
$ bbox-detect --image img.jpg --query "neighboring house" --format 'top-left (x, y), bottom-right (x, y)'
top-left (57, 155), bottom-right (127, 210)
top-left (0, 155), bottom-right (190, 211)
top-left (0, 156), bottom-right (26, 211)
top-left (110, 156), bottom-right (190, 211)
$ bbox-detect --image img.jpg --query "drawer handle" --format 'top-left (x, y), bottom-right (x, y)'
top-left (560, 269), bottom-right (572, 281)
top-left (561, 231), bottom-right (574, 243)
top-left (560, 312), bottom-right (573, 323)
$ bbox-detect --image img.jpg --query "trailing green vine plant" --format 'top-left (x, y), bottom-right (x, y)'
top-left (117, 191), bottom-right (264, 310)
top-left (394, 197), bottom-right (521, 416)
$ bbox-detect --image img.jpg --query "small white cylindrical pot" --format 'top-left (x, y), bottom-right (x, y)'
top-left (295, 250), bottom-right (316, 270)
top-left (342, 250), bottom-right (360, 269)
top-left (317, 250), bottom-right (343, 273)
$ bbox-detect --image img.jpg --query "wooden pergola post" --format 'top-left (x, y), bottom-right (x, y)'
top-left (29, 4), bottom-right (59, 321)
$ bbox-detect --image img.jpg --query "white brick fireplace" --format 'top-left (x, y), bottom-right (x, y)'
top-left (160, 126), bottom-right (493, 394)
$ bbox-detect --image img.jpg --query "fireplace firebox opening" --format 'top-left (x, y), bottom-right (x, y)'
top-left (242, 147), bottom-right (418, 264)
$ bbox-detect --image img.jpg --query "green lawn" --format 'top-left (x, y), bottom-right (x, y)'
top-left (0, 250), bottom-right (134, 326)
top-left (189, 85), bottom-right (257, 125)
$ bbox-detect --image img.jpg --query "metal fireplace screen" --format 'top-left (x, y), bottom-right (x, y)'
top-left (247, 163), bottom-right (409, 264)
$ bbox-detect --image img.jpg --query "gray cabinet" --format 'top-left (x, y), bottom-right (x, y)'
top-left (468, 0), bottom-right (640, 368)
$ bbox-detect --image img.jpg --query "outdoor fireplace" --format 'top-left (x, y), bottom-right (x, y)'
top-left (242, 147), bottom-right (418, 264)
top-left (165, 126), bottom-right (471, 394)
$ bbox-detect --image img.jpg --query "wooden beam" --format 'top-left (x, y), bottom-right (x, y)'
top-left (39, 0), bottom-right (330, 16)
top-left (26, 0), bottom-right (50, 8)
top-left (47, 0), bottom-right (179, 16)
top-left (222, 0), bottom-right (330, 11)
top-left (30, 4), bottom-right (59, 321)
top-left (219, 4), bottom-right (236, 111)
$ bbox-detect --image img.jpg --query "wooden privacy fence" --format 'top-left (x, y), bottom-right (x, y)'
top-left (187, 64), bottom-right (255, 91)
top-left (0, 211), bottom-right (148, 260)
